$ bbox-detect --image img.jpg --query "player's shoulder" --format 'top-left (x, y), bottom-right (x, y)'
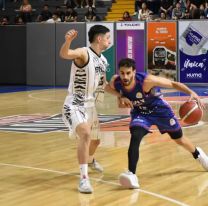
top-left (136, 72), bottom-right (148, 79)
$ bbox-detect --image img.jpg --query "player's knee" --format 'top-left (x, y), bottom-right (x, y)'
top-left (76, 125), bottom-right (91, 141)
top-left (130, 126), bottom-right (148, 141)
top-left (168, 128), bottom-right (183, 140)
top-left (130, 126), bottom-right (148, 138)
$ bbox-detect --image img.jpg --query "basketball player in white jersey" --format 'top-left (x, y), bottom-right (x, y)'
top-left (60, 25), bottom-right (111, 193)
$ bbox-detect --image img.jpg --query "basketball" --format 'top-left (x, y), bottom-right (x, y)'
top-left (179, 100), bottom-right (203, 124)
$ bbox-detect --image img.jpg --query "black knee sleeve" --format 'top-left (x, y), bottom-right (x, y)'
top-left (128, 126), bottom-right (148, 174)
top-left (168, 128), bottom-right (183, 139)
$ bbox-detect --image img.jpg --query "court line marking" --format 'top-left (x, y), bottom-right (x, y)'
top-left (28, 90), bottom-right (208, 104)
top-left (0, 162), bottom-right (190, 206)
top-left (28, 90), bottom-right (64, 102)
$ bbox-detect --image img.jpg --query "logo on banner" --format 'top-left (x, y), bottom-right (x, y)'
top-left (181, 58), bottom-right (207, 71)
top-left (186, 73), bottom-right (202, 79)
top-left (184, 28), bottom-right (203, 46)
top-left (127, 36), bottom-right (133, 58)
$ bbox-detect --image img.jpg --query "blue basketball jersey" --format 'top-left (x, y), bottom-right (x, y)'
top-left (114, 72), bottom-right (181, 133)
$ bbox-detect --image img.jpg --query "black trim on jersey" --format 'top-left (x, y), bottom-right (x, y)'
top-left (73, 51), bottom-right (90, 68)
top-left (89, 47), bottom-right (101, 58)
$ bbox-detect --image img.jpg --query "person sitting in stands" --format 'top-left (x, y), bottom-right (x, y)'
top-left (19, 0), bottom-right (32, 22)
top-left (65, 6), bottom-right (78, 22)
top-left (37, 4), bottom-right (52, 22)
top-left (121, 11), bottom-right (132, 21)
top-left (46, 12), bottom-right (61, 23)
top-left (85, 6), bottom-right (96, 21)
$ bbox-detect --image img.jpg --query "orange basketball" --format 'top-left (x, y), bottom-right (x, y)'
top-left (179, 100), bottom-right (203, 124)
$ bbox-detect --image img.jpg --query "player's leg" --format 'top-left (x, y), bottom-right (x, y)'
top-left (76, 122), bottom-right (94, 193)
top-left (88, 139), bottom-right (103, 172)
top-left (62, 105), bottom-right (93, 193)
top-left (169, 129), bottom-right (208, 171)
top-left (87, 107), bottom-right (103, 172)
top-left (119, 126), bottom-right (148, 189)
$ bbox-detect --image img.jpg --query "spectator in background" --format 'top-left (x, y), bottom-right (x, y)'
top-left (147, 0), bottom-right (160, 14)
top-left (134, 0), bottom-right (146, 15)
top-left (85, 0), bottom-right (96, 8)
top-left (137, 2), bottom-right (153, 20)
top-left (199, 4), bottom-right (205, 18)
top-left (183, 8), bottom-right (191, 19)
top-left (46, 12), bottom-right (61, 23)
top-left (160, 0), bottom-right (173, 18)
top-left (19, 0), bottom-right (32, 22)
top-left (65, 6), bottom-right (78, 22)
top-left (85, 6), bottom-right (96, 21)
top-left (172, 2), bottom-right (184, 19)
top-left (179, 0), bottom-right (187, 12)
top-left (64, 0), bottom-right (79, 9)
top-left (121, 11), bottom-right (132, 21)
top-left (15, 16), bottom-right (24, 24)
top-left (0, 15), bottom-right (9, 25)
top-left (0, 0), bottom-right (5, 11)
top-left (205, 2), bottom-right (208, 18)
top-left (155, 11), bottom-right (168, 20)
top-left (37, 4), bottom-right (52, 22)
top-left (55, 6), bottom-right (65, 22)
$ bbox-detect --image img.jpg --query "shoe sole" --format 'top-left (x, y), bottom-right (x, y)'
top-left (119, 175), bottom-right (139, 189)
top-left (78, 188), bottom-right (93, 194)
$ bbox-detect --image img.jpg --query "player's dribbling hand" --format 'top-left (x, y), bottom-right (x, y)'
top-left (189, 92), bottom-right (206, 110)
top-left (65, 29), bottom-right (78, 42)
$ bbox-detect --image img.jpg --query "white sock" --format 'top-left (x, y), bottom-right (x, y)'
top-left (80, 164), bottom-right (88, 179)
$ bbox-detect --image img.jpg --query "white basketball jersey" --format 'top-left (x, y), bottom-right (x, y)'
top-left (64, 47), bottom-right (108, 107)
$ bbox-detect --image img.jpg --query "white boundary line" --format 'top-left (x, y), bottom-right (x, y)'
top-left (28, 90), bottom-right (64, 102)
top-left (0, 162), bottom-right (190, 206)
top-left (28, 90), bottom-right (208, 104)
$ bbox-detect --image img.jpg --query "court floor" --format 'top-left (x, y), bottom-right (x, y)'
top-left (0, 87), bottom-right (208, 206)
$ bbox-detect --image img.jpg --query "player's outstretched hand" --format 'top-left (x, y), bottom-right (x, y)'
top-left (65, 29), bottom-right (78, 42)
top-left (188, 92), bottom-right (206, 110)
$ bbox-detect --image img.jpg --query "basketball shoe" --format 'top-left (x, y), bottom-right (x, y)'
top-left (119, 171), bottom-right (140, 189)
top-left (196, 147), bottom-right (208, 171)
top-left (88, 159), bottom-right (103, 173)
top-left (78, 178), bottom-right (93, 194)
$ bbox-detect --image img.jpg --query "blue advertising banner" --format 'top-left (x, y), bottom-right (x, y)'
top-left (179, 21), bottom-right (208, 83)
top-left (116, 22), bottom-right (145, 73)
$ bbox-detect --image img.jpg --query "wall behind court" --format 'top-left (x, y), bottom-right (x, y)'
top-left (0, 26), bottom-right (26, 85)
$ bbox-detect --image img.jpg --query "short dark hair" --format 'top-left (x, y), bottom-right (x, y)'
top-left (88, 25), bottom-right (110, 43)
top-left (118, 58), bottom-right (136, 70)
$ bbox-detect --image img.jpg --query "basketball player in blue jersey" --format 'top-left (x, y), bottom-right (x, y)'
top-left (105, 58), bottom-right (208, 189)
top-left (60, 25), bottom-right (111, 193)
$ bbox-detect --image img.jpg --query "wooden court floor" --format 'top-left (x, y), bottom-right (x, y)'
top-left (0, 88), bottom-right (208, 206)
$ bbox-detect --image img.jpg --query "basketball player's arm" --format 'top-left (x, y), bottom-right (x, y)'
top-left (59, 29), bottom-right (88, 65)
top-left (144, 74), bottom-right (205, 109)
top-left (105, 75), bottom-right (133, 108)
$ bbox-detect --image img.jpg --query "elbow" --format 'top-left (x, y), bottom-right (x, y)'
top-left (59, 51), bottom-right (66, 59)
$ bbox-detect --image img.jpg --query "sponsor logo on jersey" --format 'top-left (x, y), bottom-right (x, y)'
top-left (136, 92), bottom-right (143, 99)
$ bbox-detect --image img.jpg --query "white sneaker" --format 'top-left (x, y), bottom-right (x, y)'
top-left (78, 178), bottom-right (93, 193)
top-left (197, 147), bottom-right (208, 171)
top-left (88, 159), bottom-right (103, 173)
top-left (119, 171), bottom-right (140, 189)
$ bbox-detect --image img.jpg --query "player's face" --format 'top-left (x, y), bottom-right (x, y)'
top-left (119, 67), bottom-right (136, 86)
top-left (100, 32), bottom-right (111, 50)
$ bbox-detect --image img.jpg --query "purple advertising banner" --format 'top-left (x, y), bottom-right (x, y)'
top-left (179, 21), bottom-right (208, 84)
top-left (116, 22), bottom-right (145, 73)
